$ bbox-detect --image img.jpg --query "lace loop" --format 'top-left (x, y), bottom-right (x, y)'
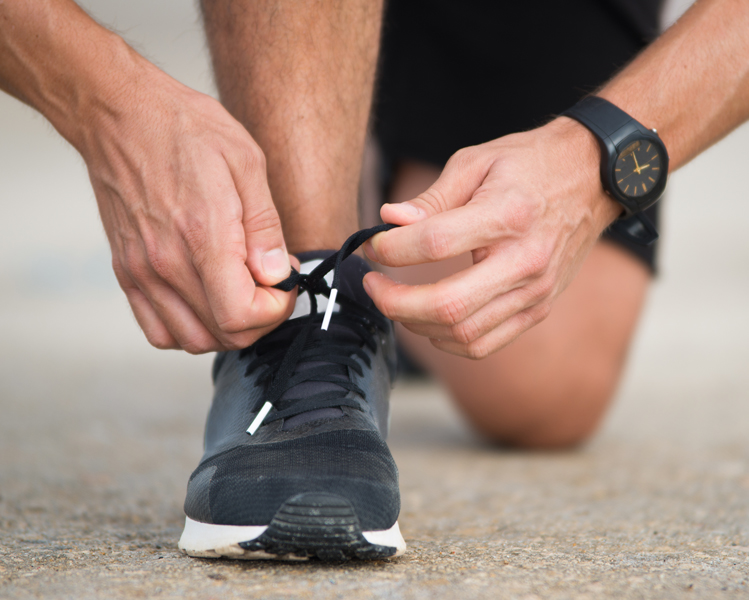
top-left (243, 223), bottom-right (398, 435)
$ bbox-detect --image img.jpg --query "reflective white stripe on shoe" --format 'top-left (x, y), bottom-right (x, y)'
top-left (247, 401), bottom-right (273, 435)
top-left (321, 288), bottom-right (338, 330)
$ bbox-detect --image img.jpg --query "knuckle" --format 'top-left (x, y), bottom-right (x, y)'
top-left (538, 276), bottom-right (555, 299)
top-left (503, 198), bottom-right (535, 234)
top-left (465, 338), bottom-right (492, 361)
top-left (378, 294), bottom-right (398, 320)
top-left (221, 339), bottom-right (245, 352)
top-left (245, 203), bottom-right (282, 236)
top-left (517, 245), bottom-right (553, 280)
top-left (111, 258), bottom-right (134, 288)
top-left (451, 318), bottom-right (481, 345)
top-left (372, 238), bottom-right (396, 266)
top-left (216, 315), bottom-right (250, 336)
top-left (501, 192), bottom-right (545, 234)
top-left (533, 301), bottom-right (553, 324)
top-left (421, 228), bottom-right (452, 262)
top-left (418, 187), bottom-right (450, 215)
top-left (121, 247), bottom-right (152, 283)
top-left (221, 334), bottom-right (254, 352)
top-left (516, 306), bottom-right (543, 331)
top-left (144, 329), bottom-right (175, 350)
top-left (180, 226), bottom-right (213, 273)
top-left (241, 143), bottom-right (266, 173)
top-left (145, 245), bottom-right (177, 282)
top-left (181, 223), bottom-right (209, 256)
top-left (434, 292), bottom-right (469, 326)
top-left (449, 147), bottom-right (477, 171)
top-left (181, 337), bottom-right (216, 355)
top-left (225, 136), bottom-right (267, 177)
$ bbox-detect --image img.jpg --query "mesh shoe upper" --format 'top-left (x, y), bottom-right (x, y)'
top-left (184, 241), bottom-right (399, 531)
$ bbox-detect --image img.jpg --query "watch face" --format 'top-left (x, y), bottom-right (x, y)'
top-left (614, 139), bottom-right (664, 199)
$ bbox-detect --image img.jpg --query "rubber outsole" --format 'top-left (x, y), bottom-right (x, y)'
top-left (178, 492), bottom-right (405, 561)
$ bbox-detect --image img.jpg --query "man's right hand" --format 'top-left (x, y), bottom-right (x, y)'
top-left (0, 1), bottom-right (296, 354)
top-left (83, 66), bottom-right (295, 353)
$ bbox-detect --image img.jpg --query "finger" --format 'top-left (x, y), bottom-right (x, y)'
top-left (224, 142), bottom-right (291, 287)
top-left (117, 255), bottom-right (226, 353)
top-left (363, 271), bottom-right (484, 327)
top-left (430, 303), bottom-right (551, 360)
top-left (185, 221), bottom-right (293, 337)
top-left (167, 156), bottom-right (294, 341)
top-left (368, 148), bottom-right (492, 263)
top-left (401, 285), bottom-right (546, 344)
top-left (380, 147), bottom-right (491, 224)
top-left (197, 255), bottom-right (299, 348)
top-left (363, 256), bottom-right (529, 326)
top-left (368, 200), bottom-right (509, 267)
top-left (174, 245), bottom-right (299, 348)
top-left (139, 278), bottom-right (226, 354)
top-left (118, 273), bottom-right (180, 350)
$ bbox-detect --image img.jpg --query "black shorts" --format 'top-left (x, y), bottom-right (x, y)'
top-left (374, 0), bottom-right (662, 272)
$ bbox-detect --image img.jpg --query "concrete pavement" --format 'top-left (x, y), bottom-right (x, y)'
top-left (1, 0), bottom-right (748, 598)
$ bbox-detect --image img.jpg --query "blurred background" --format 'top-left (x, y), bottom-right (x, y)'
top-left (0, 0), bottom-right (746, 443)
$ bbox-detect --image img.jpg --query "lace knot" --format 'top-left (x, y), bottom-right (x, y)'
top-left (245, 223), bottom-right (398, 435)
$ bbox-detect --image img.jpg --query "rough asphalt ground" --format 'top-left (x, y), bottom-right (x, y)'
top-left (1, 1), bottom-right (748, 598)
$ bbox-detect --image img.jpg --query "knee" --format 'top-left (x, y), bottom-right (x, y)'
top-left (455, 374), bottom-right (616, 450)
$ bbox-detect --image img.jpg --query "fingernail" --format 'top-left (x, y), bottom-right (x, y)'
top-left (395, 202), bottom-right (422, 217)
top-left (262, 248), bottom-right (291, 279)
top-left (362, 277), bottom-right (372, 297)
top-left (364, 241), bottom-right (378, 262)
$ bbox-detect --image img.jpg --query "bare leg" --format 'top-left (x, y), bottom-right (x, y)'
top-left (201, 0), bottom-right (382, 254)
top-left (385, 161), bottom-right (651, 449)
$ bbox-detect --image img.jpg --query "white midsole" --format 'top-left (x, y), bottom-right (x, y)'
top-left (178, 516), bottom-right (406, 557)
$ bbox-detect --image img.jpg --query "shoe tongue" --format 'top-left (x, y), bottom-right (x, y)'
top-left (288, 250), bottom-right (376, 320)
top-left (278, 251), bottom-right (377, 430)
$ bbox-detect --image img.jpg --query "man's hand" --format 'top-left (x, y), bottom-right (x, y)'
top-left (84, 68), bottom-right (295, 353)
top-left (363, 118), bottom-right (621, 359)
top-left (0, 0), bottom-right (297, 354)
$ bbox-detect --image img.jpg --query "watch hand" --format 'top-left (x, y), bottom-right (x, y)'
top-left (639, 163), bottom-right (651, 170)
top-left (618, 170), bottom-right (638, 183)
top-left (632, 153), bottom-right (642, 174)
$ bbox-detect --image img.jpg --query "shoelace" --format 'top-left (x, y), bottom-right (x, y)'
top-left (243, 223), bottom-right (398, 435)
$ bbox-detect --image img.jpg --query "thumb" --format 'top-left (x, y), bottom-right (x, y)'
top-left (380, 147), bottom-right (490, 225)
top-left (228, 147), bottom-right (291, 287)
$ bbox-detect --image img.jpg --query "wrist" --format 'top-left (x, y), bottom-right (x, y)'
top-left (0, 0), bottom-right (161, 158)
top-left (545, 117), bottom-right (622, 232)
top-left (51, 34), bottom-right (156, 157)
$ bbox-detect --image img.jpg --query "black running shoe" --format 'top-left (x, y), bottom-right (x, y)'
top-left (178, 225), bottom-right (405, 561)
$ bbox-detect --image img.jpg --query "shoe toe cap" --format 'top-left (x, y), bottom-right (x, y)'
top-left (184, 429), bottom-right (399, 532)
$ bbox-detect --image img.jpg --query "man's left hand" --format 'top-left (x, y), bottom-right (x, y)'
top-left (363, 118), bottom-right (622, 359)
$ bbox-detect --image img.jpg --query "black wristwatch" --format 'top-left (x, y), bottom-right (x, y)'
top-left (562, 96), bottom-right (669, 245)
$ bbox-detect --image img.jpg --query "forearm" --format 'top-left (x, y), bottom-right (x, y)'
top-left (598, 0), bottom-right (749, 170)
top-left (0, 0), bottom-right (150, 155)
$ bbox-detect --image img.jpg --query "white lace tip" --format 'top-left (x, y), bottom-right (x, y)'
top-left (246, 401), bottom-right (273, 435)
top-left (321, 288), bottom-right (338, 330)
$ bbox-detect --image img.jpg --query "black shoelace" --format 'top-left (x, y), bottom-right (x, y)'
top-left (242, 223), bottom-right (397, 435)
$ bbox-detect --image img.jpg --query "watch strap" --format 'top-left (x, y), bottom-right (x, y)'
top-left (610, 213), bottom-right (659, 246)
top-left (562, 96), bottom-right (664, 246)
top-left (561, 96), bottom-right (640, 145)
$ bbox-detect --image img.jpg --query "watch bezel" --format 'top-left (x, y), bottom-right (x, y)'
top-left (606, 131), bottom-right (668, 215)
